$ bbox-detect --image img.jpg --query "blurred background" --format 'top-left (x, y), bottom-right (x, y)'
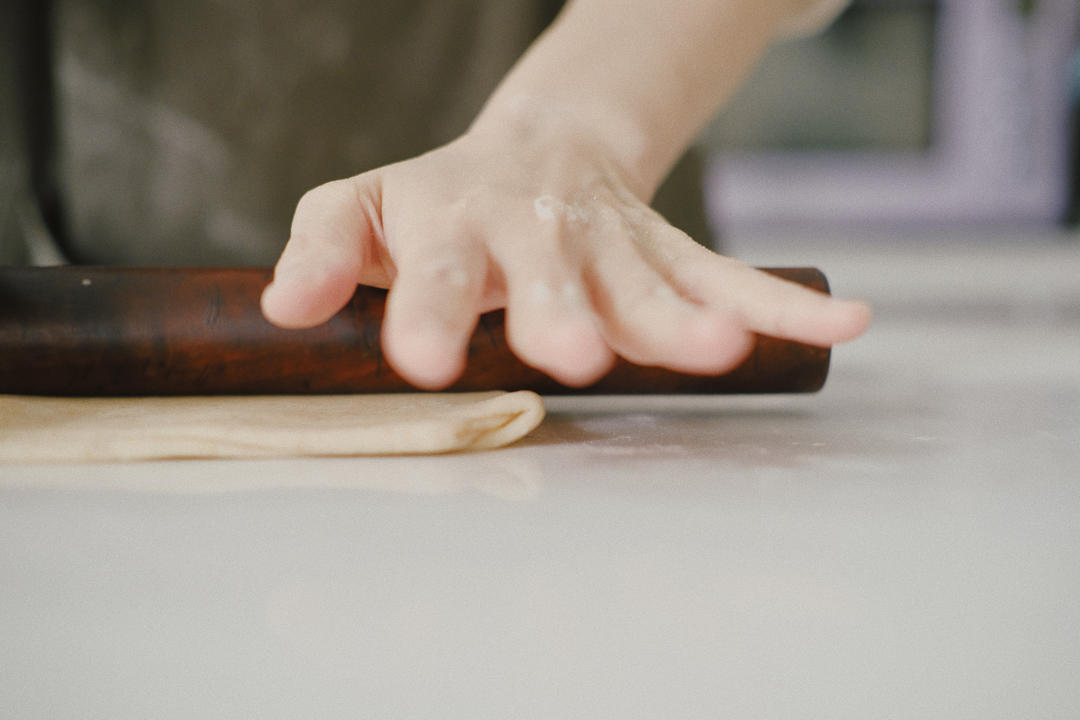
top-left (703, 0), bottom-right (1080, 235)
top-left (1, 0), bottom-right (1078, 265)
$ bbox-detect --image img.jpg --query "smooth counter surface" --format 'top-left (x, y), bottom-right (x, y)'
top-left (2, 231), bottom-right (1078, 719)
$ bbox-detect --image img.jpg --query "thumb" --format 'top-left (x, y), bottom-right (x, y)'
top-left (261, 176), bottom-right (381, 329)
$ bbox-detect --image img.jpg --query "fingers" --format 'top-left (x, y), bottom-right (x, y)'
top-left (667, 243), bottom-right (872, 347)
top-left (380, 216), bottom-right (488, 390)
top-left (266, 162), bottom-right (870, 391)
top-left (582, 232), bottom-right (755, 375)
top-left (261, 176), bottom-right (383, 329)
top-left (499, 265), bottom-right (615, 388)
top-left (494, 202), bottom-right (748, 384)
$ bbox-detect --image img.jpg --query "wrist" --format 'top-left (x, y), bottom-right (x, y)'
top-left (469, 91), bottom-right (666, 202)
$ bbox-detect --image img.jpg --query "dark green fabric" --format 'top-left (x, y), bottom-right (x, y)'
top-left (0, 2), bottom-right (27, 264)
top-left (7, 0), bottom-right (711, 266)
top-left (1, 0), bottom-right (53, 265)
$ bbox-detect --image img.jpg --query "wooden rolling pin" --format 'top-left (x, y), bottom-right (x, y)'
top-left (0, 266), bottom-right (831, 395)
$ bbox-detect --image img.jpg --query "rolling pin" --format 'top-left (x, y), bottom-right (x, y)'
top-left (0, 266), bottom-right (831, 396)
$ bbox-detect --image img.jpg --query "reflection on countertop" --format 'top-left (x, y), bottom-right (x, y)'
top-left (1, 231), bottom-right (1078, 719)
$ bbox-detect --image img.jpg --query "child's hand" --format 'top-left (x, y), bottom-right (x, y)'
top-left (260, 121), bottom-right (870, 390)
top-left (261, 0), bottom-right (869, 390)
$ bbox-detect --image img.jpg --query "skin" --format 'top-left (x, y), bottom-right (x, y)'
top-left (260, 0), bottom-right (870, 390)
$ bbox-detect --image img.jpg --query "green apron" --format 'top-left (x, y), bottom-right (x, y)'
top-left (3, 0), bottom-right (710, 266)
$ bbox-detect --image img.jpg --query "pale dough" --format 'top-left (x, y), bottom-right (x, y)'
top-left (0, 391), bottom-right (545, 463)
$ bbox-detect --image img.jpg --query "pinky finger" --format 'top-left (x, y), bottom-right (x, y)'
top-left (677, 255), bottom-right (871, 347)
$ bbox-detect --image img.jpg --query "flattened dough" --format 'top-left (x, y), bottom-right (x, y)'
top-left (0, 391), bottom-right (545, 463)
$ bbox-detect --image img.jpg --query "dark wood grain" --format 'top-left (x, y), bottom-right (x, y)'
top-left (0, 266), bottom-right (831, 395)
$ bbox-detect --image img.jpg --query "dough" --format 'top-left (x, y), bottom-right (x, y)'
top-left (0, 391), bottom-right (545, 463)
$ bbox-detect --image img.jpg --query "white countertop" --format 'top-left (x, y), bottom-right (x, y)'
top-left (2, 230), bottom-right (1078, 719)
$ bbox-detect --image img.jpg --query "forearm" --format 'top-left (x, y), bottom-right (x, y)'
top-left (471, 0), bottom-right (834, 200)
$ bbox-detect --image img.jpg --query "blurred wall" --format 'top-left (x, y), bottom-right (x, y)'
top-left (703, 0), bottom-right (1080, 232)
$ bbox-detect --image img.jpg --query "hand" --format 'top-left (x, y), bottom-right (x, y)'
top-left (260, 123), bottom-right (870, 390)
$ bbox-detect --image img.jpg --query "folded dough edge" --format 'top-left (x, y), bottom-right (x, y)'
top-left (0, 391), bottom-right (546, 463)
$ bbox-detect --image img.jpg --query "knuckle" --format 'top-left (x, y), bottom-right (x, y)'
top-left (443, 186), bottom-right (497, 233)
top-left (417, 254), bottom-right (473, 291)
top-left (292, 179), bottom-right (350, 228)
top-left (296, 180), bottom-right (339, 210)
top-left (290, 189), bottom-right (322, 228)
top-left (460, 185), bottom-right (498, 215)
top-left (444, 203), bottom-right (474, 240)
top-left (617, 280), bottom-right (672, 314)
